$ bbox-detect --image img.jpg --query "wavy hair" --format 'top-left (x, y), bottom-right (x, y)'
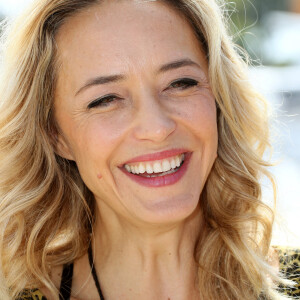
top-left (0, 0), bottom-right (287, 299)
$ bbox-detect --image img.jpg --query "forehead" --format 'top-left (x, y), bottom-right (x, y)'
top-left (55, 0), bottom-right (207, 87)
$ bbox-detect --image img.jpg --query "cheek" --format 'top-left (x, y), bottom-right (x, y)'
top-left (67, 111), bottom-right (133, 181)
top-left (173, 95), bottom-right (217, 138)
top-left (63, 116), bottom-right (130, 196)
top-left (178, 96), bottom-right (218, 167)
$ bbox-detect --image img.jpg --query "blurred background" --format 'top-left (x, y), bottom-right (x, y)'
top-left (226, 0), bottom-right (300, 246)
top-left (0, 0), bottom-right (299, 246)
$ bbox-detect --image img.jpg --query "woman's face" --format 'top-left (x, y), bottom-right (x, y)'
top-left (54, 0), bottom-right (218, 225)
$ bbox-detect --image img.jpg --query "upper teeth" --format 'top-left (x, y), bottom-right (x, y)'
top-left (124, 154), bottom-right (185, 175)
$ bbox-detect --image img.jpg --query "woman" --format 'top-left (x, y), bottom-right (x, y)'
top-left (0, 0), bottom-right (298, 299)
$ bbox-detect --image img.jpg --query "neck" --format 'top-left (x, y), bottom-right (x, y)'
top-left (94, 200), bottom-right (203, 259)
top-left (90, 201), bottom-right (204, 299)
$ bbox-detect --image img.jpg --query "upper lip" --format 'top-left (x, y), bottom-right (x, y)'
top-left (121, 148), bottom-right (189, 166)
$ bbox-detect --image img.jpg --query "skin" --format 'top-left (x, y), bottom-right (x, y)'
top-left (50, 1), bottom-right (218, 299)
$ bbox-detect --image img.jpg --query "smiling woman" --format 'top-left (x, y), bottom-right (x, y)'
top-left (53, 2), bottom-right (217, 228)
top-left (0, 0), bottom-right (298, 300)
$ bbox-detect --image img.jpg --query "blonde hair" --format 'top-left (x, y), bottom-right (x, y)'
top-left (0, 0), bottom-right (288, 299)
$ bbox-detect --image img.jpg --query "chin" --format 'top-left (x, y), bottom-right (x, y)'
top-left (135, 192), bottom-right (201, 224)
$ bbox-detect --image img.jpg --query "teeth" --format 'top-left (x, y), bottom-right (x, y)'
top-left (138, 164), bottom-right (145, 174)
top-left (153, 162), bottom-right (163, 173)
top-left (170, 158), bottom-right (176, 169)
top-left (131, 166), bottom-right (136, 174)
top-left (146, 163), bottom-right (153, 174)
top-left (162, 160), bottom-right (171, 172)
top-left (124, 154), bottom-right (185, 175)
top-left (175, 156), bottom-right (180, 167)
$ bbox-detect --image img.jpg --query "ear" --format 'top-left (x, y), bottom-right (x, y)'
top-left (53, 132), bottom-right (75, 161)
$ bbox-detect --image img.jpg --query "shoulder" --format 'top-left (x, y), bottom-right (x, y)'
top-left (16, 289), bottom-right (47, 300)
top-left (273, 246), bottom-right (300, 298)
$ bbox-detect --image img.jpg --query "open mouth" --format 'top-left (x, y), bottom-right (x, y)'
top-left (123, 153), bottom-right (185, 178)
top-left (120, 151), bottom-right (192, 187)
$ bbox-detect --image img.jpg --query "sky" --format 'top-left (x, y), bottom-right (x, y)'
top-left (0, 0), bottom-right (33, 16)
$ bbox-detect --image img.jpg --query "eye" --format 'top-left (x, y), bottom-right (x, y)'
top-left (168, 78), bottom-right (199, 90)
top-left (87, 94), bottom-right (121, 109)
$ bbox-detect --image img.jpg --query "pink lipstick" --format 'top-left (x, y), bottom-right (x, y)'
top-left (120, 150), bottom-right (192, 187)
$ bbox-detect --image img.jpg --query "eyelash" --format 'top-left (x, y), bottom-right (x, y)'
top-left (87, 94), bottom-right (120, 109)
top-left (167, 78), bottom-right (199, 90)
top-left (87, 78), bottom-right (198, 109)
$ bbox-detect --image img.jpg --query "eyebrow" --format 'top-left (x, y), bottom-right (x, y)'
top-left (75, 58), bottom-right (201, 96)
top-left (157, 58), bottom-right (201, 74)
top-left (75, 74), bottom-right (125, 96)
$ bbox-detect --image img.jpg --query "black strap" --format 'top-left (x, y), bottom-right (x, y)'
top-left (59, 263), bottom-right (74, 300)
top-left (88, 243), bottom-right (105, 300)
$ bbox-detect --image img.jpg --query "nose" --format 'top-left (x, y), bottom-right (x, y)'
top-left (132, 96), bottom-right (176, 143)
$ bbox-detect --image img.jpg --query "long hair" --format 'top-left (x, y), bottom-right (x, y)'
top-left (0, 0), bottom-right (286, 299)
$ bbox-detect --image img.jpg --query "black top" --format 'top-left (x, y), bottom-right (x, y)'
top-left (59, 263), bottom-right (73, 300)
top-left (59, 243), bottom-right (105, 300)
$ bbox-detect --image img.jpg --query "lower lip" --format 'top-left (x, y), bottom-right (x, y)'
top-left (120, 153), bottom-right (192, 187)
